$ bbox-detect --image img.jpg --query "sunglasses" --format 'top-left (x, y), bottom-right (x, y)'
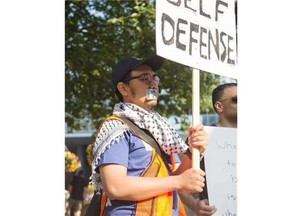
top-left (220, 95), bottom-right (237, 104)
top-left (123, 73), bottom-right (160, 85)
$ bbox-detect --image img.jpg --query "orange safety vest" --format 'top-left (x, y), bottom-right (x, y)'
top-left (98, 116), bottom-right (187, 216)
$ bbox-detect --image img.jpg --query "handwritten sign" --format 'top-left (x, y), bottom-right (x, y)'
top-left (156, 0), bottom-right (237, 79)
top-left (204, 126), bottom-right (237, 216)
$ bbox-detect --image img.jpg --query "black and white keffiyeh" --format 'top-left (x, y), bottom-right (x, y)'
top-left (113, 102), bottom-right (188, 154)
top-left (91, 102), bottom-right (188, 193)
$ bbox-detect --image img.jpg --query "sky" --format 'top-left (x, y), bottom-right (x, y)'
top-left (0, 1), bottom-right (288, 215)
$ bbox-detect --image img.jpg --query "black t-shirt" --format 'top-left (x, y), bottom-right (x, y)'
top-left (185, 138), bottom-right (208, 200)
top-left (70, 175), bottom-right (88, 200)
top-left (199, 157), bottom-right (208, 200)
top-left (199, 123), bottom-right (218, 200)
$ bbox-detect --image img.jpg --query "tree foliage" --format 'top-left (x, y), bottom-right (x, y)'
top-left (65, 0), bottom-right (222, 132)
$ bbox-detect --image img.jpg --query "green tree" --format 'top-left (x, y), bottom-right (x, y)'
top-left (65, 0), bottom-right (221, 132)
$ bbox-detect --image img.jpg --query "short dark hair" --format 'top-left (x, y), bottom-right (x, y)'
top-left (212, 83), bottom-right (237, 112)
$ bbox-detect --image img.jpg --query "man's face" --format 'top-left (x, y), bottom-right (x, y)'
top-left (219, 86), bottom-right (237, 120)
top-left (121, 64), bottom-right (160, 110)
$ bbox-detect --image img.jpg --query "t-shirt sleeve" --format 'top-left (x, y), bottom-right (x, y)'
top-left (97, 133), bottom-right (130, 168)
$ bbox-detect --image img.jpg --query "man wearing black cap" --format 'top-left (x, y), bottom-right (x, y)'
top-left (90, 55), bottom-right (209, 215)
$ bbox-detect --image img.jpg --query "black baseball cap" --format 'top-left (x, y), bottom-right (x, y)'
top-left (111, 55), bottom-right (164, 92)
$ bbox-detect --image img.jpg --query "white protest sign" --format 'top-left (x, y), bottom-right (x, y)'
top-left (156, 0), bottom-right (237, 79)
top-left (204, 126), bottom-right (237, 216)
